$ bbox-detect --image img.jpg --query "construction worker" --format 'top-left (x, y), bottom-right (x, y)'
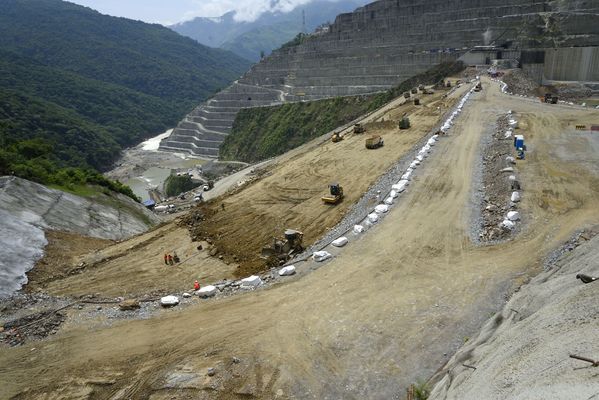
top-left (173, 252), bottom-right (180, 263)
top-left (221, 202), bottom-right (225, 211)
top-left (194, 280), bottom-right (200, 290)
top-left (164, 253), bottom-right (168, 265)
top-left (168, 254), bottom-right (173, 265)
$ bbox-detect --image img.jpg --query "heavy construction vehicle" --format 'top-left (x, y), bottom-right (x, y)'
top-left (404, 92), bottom-right (411, 99)
top-left (322, 183), bottom-right (344, 205)
top-left (399, 116), bottom-right (411, 130)
top-left (474, 82), bottom-right (482, 92)
top-left (418, 84), bottom-right (425, 91)
top-left (331, 132), bottom-right (343, 142)
top-left (411, 88), bottom-right (418, 94)
top-left (365, 135), bottom-right (384, 149)
top-left (261, 229), bottom-right (304, 266)
top-left (353, 123), bottom-right (365, 134)
top-left (544, 93), bottom-right (558, 104)
top-left (414, 98), bottom-right (421, 105)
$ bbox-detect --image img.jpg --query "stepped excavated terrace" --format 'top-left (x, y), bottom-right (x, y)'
top-left (161, 0), bottom-right (599, 157)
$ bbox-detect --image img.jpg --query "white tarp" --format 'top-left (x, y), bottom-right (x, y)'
top-left (353, 224), bottom-right (365, 234)
top-left (313, 251), bottom-right (332, 262)
top-left (160, 295), bottom-right (179, 307)
top-left (367, 213), bottom-right (379, 223)
top-left (511, 192), bottom-right (521, 202)
top-left (375, 204), bottom-right (389, 214)
top-left (507, 211), bottom-right (521, 221)
top-left (278, 265), bottom-right (296, 276)
top-left (332, 237), bottom-right (348, 247)
top-left (197, 285), bottom-right (217, 298)
top-left (241, 275), bottom-right (263, 287)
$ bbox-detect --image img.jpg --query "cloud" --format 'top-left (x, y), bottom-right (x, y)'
top-left (184, 0), bottom-right (324, 22)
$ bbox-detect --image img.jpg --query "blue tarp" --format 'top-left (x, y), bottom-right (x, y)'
top-left (142, 199), bottom-right (155, 208)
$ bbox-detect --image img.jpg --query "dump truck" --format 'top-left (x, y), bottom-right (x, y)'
top-left (322, 183), bottom-right (344, 205)
top-left (365, 135), bottom-right (384, 149)
top-left (261, 229), bottom-right (304, 266)
top-left (399, 116), bottom-right (411, 130)
top-left (331, 132), bottom-right (343, 142)
top-left (353, 123), bottom-right (365, 134)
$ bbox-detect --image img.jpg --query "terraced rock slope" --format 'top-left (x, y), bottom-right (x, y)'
top-left (161, 0), bottom-right (599, 157)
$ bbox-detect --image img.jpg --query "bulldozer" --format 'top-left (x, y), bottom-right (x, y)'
top-left (261, 229), bottom-right (304, 266)
top-left (322, 183), bottom-right (344, 205)
top-left (544, 93), bottom-right (558, 104)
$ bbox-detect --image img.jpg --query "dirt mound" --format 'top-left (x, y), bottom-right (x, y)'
top-left (502, 69), bottom-right (540, 96)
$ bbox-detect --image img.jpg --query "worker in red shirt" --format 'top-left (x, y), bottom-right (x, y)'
top-left (194, 280), bottom-right (200, 290)
top-left (164, 254), bottom-right (168, 265)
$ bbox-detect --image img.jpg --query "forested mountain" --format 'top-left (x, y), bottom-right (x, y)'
top-left (0, 0), bottom-right (250, 197)
top-left (171, 0), bottom-right (368, 62)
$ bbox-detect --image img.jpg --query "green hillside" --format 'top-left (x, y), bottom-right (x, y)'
top-left (0, 0), bottom-right (250, 198)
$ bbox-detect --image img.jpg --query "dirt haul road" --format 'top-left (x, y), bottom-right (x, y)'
top-left (34, 86), bottom-right (461, 298)
top-left (2, 78), bottom-right (599, 399)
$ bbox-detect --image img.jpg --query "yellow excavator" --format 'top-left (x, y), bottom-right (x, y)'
top-left (261, 229), bottom-right (304, 266)
top-left (322, 183), bottom-right (344, 205)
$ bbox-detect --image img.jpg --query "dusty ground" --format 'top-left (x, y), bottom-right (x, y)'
top-left (1, 78), bottom-right (599, 399)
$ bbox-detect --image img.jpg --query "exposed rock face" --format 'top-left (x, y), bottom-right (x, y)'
top-left (162, 0), bottom-right (599, 157)
top-left (0, 176), bottom-right (160, 297)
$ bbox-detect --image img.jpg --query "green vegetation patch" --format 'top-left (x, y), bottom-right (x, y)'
top-left (220, 62), bottom-right (465, 163)
top-left (165, 175), bottom-right (201, 197)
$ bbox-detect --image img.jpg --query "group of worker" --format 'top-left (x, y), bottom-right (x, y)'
top-left (163, 252), bottom-right (180, 265)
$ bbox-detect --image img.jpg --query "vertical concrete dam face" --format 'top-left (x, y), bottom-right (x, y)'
top-left (160, 0), bottom-right (599, 157)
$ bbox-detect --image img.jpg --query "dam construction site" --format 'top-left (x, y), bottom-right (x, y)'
top-left (1, 1), bottom-right (599, 399)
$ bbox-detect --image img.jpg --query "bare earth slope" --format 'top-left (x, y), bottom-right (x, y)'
top-left (1, 79), bottom-right (599, 399)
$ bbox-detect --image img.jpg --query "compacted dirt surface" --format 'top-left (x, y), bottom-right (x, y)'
top-left (1, 77), bottom-right (599, 399)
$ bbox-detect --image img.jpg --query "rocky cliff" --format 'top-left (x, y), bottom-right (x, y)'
top-left (161, 0), bottom-right (599, 157)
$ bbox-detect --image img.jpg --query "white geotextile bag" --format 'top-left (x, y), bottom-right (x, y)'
top-left (384, 196), bottom-right (394, 205)
top-left (197, 285), bottom-right (217, 298)
top-left (508, 175), bottom-right (517, 181)
top-left (278, 265), bottom-right (296, 276)
top-left (313, 251), bottom-right (332, 262)
top-left (427, 138), bottom-right (436, 146)
top-left (367, 213), bottom-right (379, 223)
top-left (353, 224), bottom-right (365, 234)
top-left (410, 161), bottom-right (418, 169)
top-left (506, 156), bottom-right (515, 164)
top-left (507, 211), bottom-right (520, 221)
top-left (416, 154), bottom-right (424, 162)
top-left (241, 275), bottom-right (263, 287)
top-left (389, 190), bottom-right (398, 198)
top-left (511, 192), bottom-right (521, 202)
top-left (375, 204), bottom-right (389, 214)
top-left (501, 219), bottom-right (515, 230)
top-left (332, 237), bottom-right (348, 247)
top-left (160, 295), bottom-right (179, 306)
top-left (392, 180), bottom-right (408, 192)
top-left (401, 171), bottom-right (412, 180)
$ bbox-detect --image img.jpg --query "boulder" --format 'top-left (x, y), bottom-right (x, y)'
top-left (197, 285), bottom-right (217, 298)
top-left (313, 251), bottom-right (332, 262)
top-left (160, 295), bottom-right (179, 307)
top-left (332, 237), bottom-right (348, 247)
top-left (278, 265), bottom-right (296, 276)
top-left (118, 299), bottom-right (140, 311)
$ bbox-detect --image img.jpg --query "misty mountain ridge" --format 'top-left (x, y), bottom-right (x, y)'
top-left (171, 0), bottom-right (369, 61)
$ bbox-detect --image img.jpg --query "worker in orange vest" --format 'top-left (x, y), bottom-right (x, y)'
top-left (194, 280), bottom-right (200, 290)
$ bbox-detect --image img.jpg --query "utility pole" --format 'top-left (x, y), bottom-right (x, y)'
top-left (302, 9), bottom-right (306, 34)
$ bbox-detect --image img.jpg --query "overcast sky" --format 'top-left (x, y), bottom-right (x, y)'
top-left (68, 0), bottom-right (324, 25)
